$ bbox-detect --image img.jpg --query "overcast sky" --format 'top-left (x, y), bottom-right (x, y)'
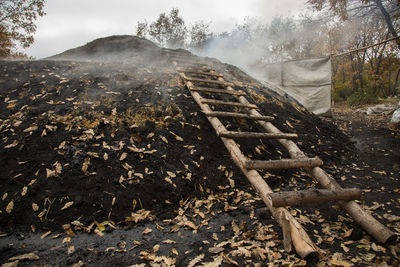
top-left (23, 0), bottom-right (308, 59)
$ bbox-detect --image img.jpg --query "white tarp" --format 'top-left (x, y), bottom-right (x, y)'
top-left (252, 57), bottom-right (332, 115)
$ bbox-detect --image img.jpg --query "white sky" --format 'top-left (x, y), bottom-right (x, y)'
top-left (23, 0), bottom-right (308, 58)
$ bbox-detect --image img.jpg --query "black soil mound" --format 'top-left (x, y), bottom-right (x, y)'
top-left (0, 35), bottom-right (355, 233)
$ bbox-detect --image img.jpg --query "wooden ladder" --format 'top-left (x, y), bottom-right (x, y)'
top-left (168, 53), bottom-right (395, 259)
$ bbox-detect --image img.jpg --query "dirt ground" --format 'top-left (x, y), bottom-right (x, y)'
top-left (0, 36), bottom-right (399, 266)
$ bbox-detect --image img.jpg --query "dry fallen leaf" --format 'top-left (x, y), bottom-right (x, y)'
top-left (32, 203), bottom-right (39, 211)
top-left (330, 259), bottom-right (354, 267)
top-left (23, 125), bottom-right (38, 133)
top-left (4, 140), bottom-right (18, 149)
top-left (8, 252), bottom-right (40, 261)
top-left (188, 254), bottom-right (204, 267)
top-left (61, 201), bottom-right (74, 210)
top-left (21, 186), bottom-right (28, 196)
top-left (142, 228), bottom-right (152, 235)
top-left (41, 231), bottom-right (52, 239)
top-left (120, 152), bottom-right (128, 161)
top-left (167, 171), bottom-right (176, 178)
top-left (46, 168), bottom-right (56, 178)
top-left (68, 245), bottom-right (75, 254)
top-left (125, 209), bottom-right (152, 223)
top-left (6, 201), bottom-right (14, 213)
top-left (160, 135), bottom-right (168, 144)
top-left (171, 248), bottom-right (179, 255)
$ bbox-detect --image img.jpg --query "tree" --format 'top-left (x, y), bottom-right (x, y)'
top-left (0, 0), bottom-right (45, 57)
top-left (135, 8), bottom-right (210, 51)
top-left (307, 0), bottom-right (400, 50)
top-left (189, 21), bottom-right (209, 51)
top-left (136, 8), bottom-right (186, 48)
top-left (136, 20), bottom-right (148, 38)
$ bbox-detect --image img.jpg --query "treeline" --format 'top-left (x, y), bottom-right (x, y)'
top-left (137, 1), bottom-right (400, 105)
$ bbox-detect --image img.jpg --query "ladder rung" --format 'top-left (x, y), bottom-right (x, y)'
top-left (171, 57), bottom-right (201, 62)
top-left (201, 99), bottom-right (258, 109)
top-left (268, 188), bottom-right (362, 207)
top-left (185, 77), bottom-right (234, 87)
top-left (179, 70), bottom-right (223, 78)
top-left (190, 87), bottom-right (246, 96)
top-left (203, 111), bottom-right (274, 121)
top-left (219, 131), bottom-right (297, 139)
top-left (244, 157), bottom-right (323, 170)
top-left (177, 63), bottom-right (209, 68)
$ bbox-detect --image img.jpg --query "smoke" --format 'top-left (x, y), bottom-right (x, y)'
top-left (194, 15), bottom-right (332, 81)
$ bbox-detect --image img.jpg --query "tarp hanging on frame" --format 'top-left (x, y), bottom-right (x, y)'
top-left (253, 56), bottom-right (332, 116)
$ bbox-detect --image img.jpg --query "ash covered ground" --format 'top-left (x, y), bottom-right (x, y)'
top-left (0, 35), bottom-right (399, 266)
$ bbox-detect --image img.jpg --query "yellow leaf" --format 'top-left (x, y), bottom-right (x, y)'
top-left (95, 221), bottom-right (106, 232)
top-left (7, 103), bottom-right (16, 109)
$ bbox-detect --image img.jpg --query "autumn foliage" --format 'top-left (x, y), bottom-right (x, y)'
top-left (0, 0), bottom-right (45, 58)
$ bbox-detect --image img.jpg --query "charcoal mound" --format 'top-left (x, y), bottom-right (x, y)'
top-left (0, 35), bottom-right (355, 232)
top-left (47, 35), bottom-right (166, 65)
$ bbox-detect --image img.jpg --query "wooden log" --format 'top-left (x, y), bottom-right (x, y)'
top-left (203, 111), bottom-right (274, 121)
top-left (219, 131), bottom-right (298, 140)
top-left (201, 99), bottom-right (258, 109)
top-left (190, 87), bottom-right (246, 96)
top-left (216, 76), bottom-right (396, 244)
top-left (184, 77), bottom-right (234, 87)
top-left (174, 63), bottom-right (319, 259)
top-left (244, 157), bottom-right (322, 170)
top-left (269, 188), bottom-right (362, 207)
